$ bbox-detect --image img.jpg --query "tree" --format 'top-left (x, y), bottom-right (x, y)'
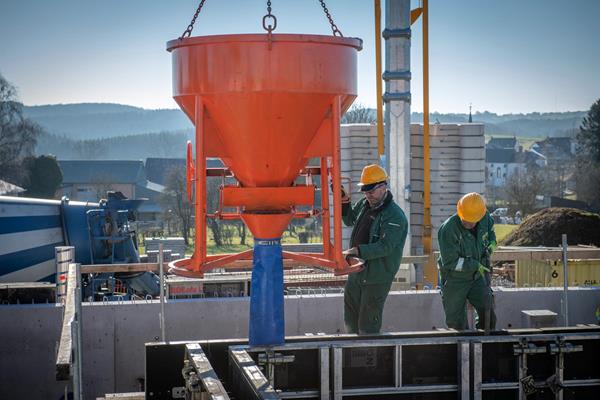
top-left (575, 98), bottom-right (600, 208)
top-left (578, 99), bottom-right (600, 162)
top-left (206, 177), bottom-right (224, 246)
top-left (159, 166), bottom-right (193, 245)
top-left (23, 155), bottom-right (63, 198)
top-left (74, 139), bottom-right (108, 160)
top-left (90, 174), bottom-right (116, 201)
top-left (504, 168), bottom-right (546, 215)
top-left (341, 103), bottom-right (376, 124)
top-left (0, 74), bottom-right (43, 184)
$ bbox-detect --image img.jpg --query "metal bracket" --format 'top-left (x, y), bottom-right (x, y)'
top-left (382, 91), bottom-right (411, 103)
top-left (520, 375), bottom-right (537, 396)
top-left (513, 340), bottom-right (546, 355)
top-left (382, 70), bottom-right (412, 81)
top-left (382, 28), bottom-right (411, 39)
top-left (171, 386), bottom-right (185, 399)
top-left (258, 351), bottom-right (296, 387)
top-left (548, 341), bottom-right (583, 354)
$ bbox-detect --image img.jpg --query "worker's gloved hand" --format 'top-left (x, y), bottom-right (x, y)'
top-left (487, 241), bottom-right (497, 254)
top-left (330, 182), bottom-right (350, 203)
top-left (343, 247), bottom-right (359, 258)
top-left (478, 263), bottom-right (490, 278)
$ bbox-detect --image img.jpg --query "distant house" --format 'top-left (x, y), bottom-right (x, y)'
top-left (486, 136), bottom-right (519, 152)
top-left (145, 157), bottom-right (224, 186)
top-left (531, 137), bottom-right (576, 161)
top-left (0, 179), bottom-right (25, 196)
top-left (485, 148), bottom-right (523, 187)
top-left (58, 160), bottom-right (164, 222)
top-left (485, 146), bottom-right (545, 187)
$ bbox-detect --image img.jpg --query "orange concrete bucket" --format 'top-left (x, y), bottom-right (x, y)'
top-left (167, 34), bottom-right (363, 276)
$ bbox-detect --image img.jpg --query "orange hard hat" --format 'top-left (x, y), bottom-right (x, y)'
top-left (357, 164), bottom-right (387, 191)
top-left (457, 192), bottom-right (487, 223)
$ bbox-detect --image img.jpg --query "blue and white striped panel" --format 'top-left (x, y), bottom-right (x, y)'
top-left (0, 197), bottom-right (65, 282)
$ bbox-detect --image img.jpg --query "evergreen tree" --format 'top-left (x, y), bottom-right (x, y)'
top-left (23, 155), bottom-right (63, 199)
top-left (575, 99), bottom-right (600, 208)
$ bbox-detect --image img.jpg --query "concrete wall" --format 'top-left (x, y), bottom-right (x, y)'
top-left (1, 288), bottom-right (598, 399)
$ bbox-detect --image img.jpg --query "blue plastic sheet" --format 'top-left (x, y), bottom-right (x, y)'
top-left (249, 238), bottom-right (285, 346)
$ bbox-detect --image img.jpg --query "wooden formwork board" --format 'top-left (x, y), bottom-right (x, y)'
top-left (340, 135), bottom-right (378, 148)
top-left (410, 134), bottom-right (485, 148)
top-left (410, 203), bottom-right (457, 217)
top-left (411, 123), bottom-right (484, 136)
top-left (411, 146), bottom-right (484, 159)
top-left (410, 180), bottom-right (485, 193)
top-left (410, 169), bottom-right (485, 182)
top-left (411, 158), bottom-right (486, 171)
top-left (341, 124), bottom-right (375, 137)
top-left (410, 191), bottom-right (463, 204)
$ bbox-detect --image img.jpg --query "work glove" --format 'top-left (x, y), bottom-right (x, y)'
top-left (343, 247), bottom-right (359, 258)
top-left (478, 263), bottom-right (490, 278)
top-left (331, 182), bottom-right (350, 203)
top-left (487, 241), bottom-right (497, 255)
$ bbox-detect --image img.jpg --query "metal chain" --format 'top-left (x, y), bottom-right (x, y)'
top-left (318, 0), bottom-right (343, 37)
top-left (179, 0), bottom-right (208, 40)
top-left (262, 0), bottom-right (277, 33)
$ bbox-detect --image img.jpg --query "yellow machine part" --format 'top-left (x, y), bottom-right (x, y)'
top-left (516, 259), bottom-right (600, 287)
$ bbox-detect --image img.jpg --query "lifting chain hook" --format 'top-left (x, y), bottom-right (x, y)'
top-left (262, 0), bottom-right (277, 33)
top-left (262, 0), bottom-right (277, 50)
top-left (179, 0), bottom-right (208, 40)
top-left (318, 0), bottom-right (343, 37)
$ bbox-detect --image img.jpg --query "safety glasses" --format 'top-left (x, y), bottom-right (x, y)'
top-left (363, 182), bottom-right (386, 195)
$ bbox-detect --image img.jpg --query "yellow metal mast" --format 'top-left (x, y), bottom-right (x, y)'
top-left (411, 0), bottom-right (435, 287)
top-left (375, 0), bottom-right (384, 158)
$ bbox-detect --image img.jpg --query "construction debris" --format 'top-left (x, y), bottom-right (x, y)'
top-left (501, 207), bottom-right (600, 247)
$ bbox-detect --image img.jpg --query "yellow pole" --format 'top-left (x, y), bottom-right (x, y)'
top-left (374, 0), bottom-right (384, 157)
top-left (421, 0), bottom-right (436, 287)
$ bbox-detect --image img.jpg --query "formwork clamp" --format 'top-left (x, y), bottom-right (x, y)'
top-left (513, 339), bottom-right (546, 355)
top-left (548, 339), bottom-right (583, 354)
top-left (258, 351), bottom-right (296, 388)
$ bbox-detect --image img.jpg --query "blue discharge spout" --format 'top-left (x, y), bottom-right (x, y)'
top-left (249, 238), bottom-right (285, 346)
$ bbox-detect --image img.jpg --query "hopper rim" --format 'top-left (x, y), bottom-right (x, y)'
top-left (167, 33), bottom-right (363, 52)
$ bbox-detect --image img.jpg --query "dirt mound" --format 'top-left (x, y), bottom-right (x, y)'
top-left (500, 207), bottom-right (600, 247)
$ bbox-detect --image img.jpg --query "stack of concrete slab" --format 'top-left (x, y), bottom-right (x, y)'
top-left (144, 237), bottom-right (186, 260)
top-left (338, 124), bottom-right (380, 244)
top-left (410, 123), bottom-right (485, 254)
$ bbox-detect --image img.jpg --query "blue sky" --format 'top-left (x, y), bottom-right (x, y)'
top-left (0, 0), bottom-right (598, 114)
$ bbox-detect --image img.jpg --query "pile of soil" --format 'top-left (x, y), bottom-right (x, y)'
top-left (500, 207), bottom-right (600, 247)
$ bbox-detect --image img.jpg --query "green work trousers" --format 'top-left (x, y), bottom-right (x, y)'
top-left (441, 270), bottom-right (496, 330)
top-left (344, 278), bottom-right (393, 334)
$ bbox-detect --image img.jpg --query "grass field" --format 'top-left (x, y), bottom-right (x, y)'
top-left (495, 223), bottom-right (518, 243)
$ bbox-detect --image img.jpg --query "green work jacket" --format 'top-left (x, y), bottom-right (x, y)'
top-left (437, 212), bottom-right (496, 274)
top-left (342, 192), bottom-right (408, 284)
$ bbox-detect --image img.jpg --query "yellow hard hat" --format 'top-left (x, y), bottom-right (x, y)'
top-left (358, 164), bottom-right (388, 191)
top-left (456, 192), bottom-right (487, 223)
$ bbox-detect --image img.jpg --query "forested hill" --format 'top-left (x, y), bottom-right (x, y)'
top-left (24, 103), bottom-right (192, 139)
top-left (411, 110), bottom-right (585, 138)
top-left (26, 103), bottom-right (587, 160)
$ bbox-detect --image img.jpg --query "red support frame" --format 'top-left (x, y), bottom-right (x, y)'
top-left (170, 95), bottom-right (363, 277)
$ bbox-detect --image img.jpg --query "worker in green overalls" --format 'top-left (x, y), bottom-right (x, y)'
top-left (438, 192), bottom-right (497, 330)
top-left (341, 164), bottom-right (408, 334)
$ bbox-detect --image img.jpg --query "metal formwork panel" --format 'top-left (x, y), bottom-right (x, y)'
top-left (472, 332), bottom-right (600, 400)
top-left (145, 327), bottom-right (600, 400)
top-left (222, 328), bottom-right (600, 400)
top-left (227, 337), bottom-right (471, 399)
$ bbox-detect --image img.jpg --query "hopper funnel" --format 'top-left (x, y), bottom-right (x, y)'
top-left (167, 34), bottom-right (361, 190)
